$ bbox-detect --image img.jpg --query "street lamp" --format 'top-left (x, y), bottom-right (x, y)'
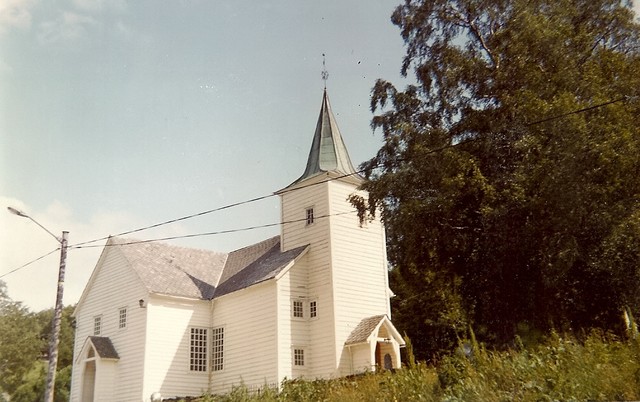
top-left (8, 206), bottom-right (68, 402)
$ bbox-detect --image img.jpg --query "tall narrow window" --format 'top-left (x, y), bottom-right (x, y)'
top-left (93, 316), bottom-right (101, 335)
top-left (305, 207), bottom-right (314, 225)
top-left (294, 349), bottom-right (305, 366)
top-left (309, 300), bottom-right (317, 318)
top-left (190, 327), bottom-right (208, 372)
top-left (211, 326), bottom-right (224, 371)
top-left (293, 300), bottom-right (304, 318)
top-left (118, 307), bottom-right (127, 329)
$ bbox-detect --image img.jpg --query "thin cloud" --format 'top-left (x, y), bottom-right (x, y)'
top-left (71, 0), bottom-right (128, 14)
top-left (1, 196), bottom-right (191, 311)
top-left (0, 0), bottom-right (36, 35)
top-left (37, 11), bottom-right (99, 45)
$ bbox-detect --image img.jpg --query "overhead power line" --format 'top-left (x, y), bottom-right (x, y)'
top-left (7, 94), bottom-right (631, 278)
top-left (71, 95), bottom-right (631, 249)
top-left (0, 248), bottom-right (60, 279)
top-left (70, 170), bottom-right (365, 249)
top-left (70, 210), bottom-right (358, 249)
top-left (0, 210), bottom-right (360, 277)
top-left (524, 96), bottom-right (628, 126)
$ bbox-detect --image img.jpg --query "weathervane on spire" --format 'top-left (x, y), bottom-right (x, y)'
top-left (321, 53), bottom-right (329, 88)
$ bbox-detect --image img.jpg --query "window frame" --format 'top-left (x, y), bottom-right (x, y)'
top-left (309, 299), bottom-right (318, 319)
top-left (118, 307), bottom-right (127, 329)
top-left (93, 315), bottom-right (102, 336)
top-left (189, 327), bottom-right (208, 372)
top-left (211, 326), bottom-right (224, 372)
top-left (292, 299), bottom-right (304, 319)
top-left (305, 206), bottom-right (315, 226)
top-left (293, 348), bottom-right (305, 366)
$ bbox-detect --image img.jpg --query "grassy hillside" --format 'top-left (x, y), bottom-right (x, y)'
top-left (188, 331), bottom-right (640, 401)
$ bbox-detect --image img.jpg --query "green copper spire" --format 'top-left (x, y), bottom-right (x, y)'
top-left (290, 89), bottom-right (358, 186)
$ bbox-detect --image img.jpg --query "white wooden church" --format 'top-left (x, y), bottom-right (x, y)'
top-left (69, 89), bottom-right (404, 401)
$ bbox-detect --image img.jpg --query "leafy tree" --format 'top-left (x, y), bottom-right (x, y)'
top-left (355, 0), bottom-right (640, 358)
top-left (0, 281), bottom-right (42, 395)
top-left (36, 305), bottom-right (76, 370)
top-left (0, 281), bottom-right (75, 400)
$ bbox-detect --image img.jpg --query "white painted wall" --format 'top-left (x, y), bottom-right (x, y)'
top-left (209, 280), bottom-right (279, 394)
top-left (70, 246), bottom-right (149, 402)
top-left (94, 360), bottom-right (118, 401)
top-left (348, 344), bottom-right (374, 374)
top-left (327, 180), bottom-right (391, 375)
top-left (142, 295), bottom-right (211, 400)
top-left (279, 175), bottom-right (338, 378)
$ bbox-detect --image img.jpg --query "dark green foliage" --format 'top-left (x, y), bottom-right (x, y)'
top-left (0, 281), bottom-right (75, 400)
top-left (0, 281), bottom-right (42, 395)
top-left (352, 0), bottom-right (640, 356)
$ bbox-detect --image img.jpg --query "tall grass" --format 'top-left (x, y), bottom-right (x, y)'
top-left (191, 332), bottom-right (640, 401)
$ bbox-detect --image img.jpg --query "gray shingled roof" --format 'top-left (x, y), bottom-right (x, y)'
top-left (288, 89), bottom-right (360, 187)
top-left (89, 336), bottom-right (119, 359)
top-left (113, 238), bottom-right (227, 299)
top-left (216, 240), bottom-right (308, 298)
top-left (345, 315), bottom-right (387, 345)
top-left (109, 236), bottom-right (307, 300)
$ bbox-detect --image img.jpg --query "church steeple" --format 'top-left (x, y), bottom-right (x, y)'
top-left (288, 89), bottom-right (359, 187)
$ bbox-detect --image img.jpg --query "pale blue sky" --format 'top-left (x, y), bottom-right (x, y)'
top-left (5, 1), bottom-right (637, 311)
top-left (0, 0), bottom-right (408, 310)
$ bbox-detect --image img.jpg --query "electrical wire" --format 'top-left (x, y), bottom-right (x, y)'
top-left (7, 95), bottom-right (632, 277)
top-left (70, 210), bottom-right (358, 249)
top-left (70, 96), bottom-right (632, 249)
top-left (0, 210), bottom-right (361, 277)
top-left (524, 97), bottom-right (628, 126)
top-left (69, 170), bottom-right (365, 249)
top-left (0, 248), bottom-right (61, 279)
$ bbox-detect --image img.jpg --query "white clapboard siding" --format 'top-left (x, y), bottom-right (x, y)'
top-left (275, 255), bottom-right (315, 380)
top-left (279, 176), bottom-right (341, 377)
top-left (70, 246), bottom-right (149, 402)
top-left (348, 344), bottom-right (374, 373)
top-left (142, 295), bottom-right (211, 399)
top-left (281, 175), bottom-right (330, 253)
top-left (208, 280), bottom-right (279, 394)
top-left (279, 175), bottom-right (393, 378)
top-left (328, 180), bottom-right (391, 375)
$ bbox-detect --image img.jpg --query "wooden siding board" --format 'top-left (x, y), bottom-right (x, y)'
top-left (209, 281), bottom-right (279, 394)
top-left (70, 246), bottom-right (148, 402)
top-left (143, 297), bottom-right (211, 398)
top-left (327, 180), bottom-right (392, 376)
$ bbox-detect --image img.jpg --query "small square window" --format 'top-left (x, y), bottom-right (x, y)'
top-left (118, 307), bottom-right (127, 329)
top-left (305, 208), bottom-right (314, 225)
top-left (293, 300), bottom-right (304, 318)
top-left (93, 316), bottom-right (102, 335)
top-left (294, 349), bottom-right (305, 366)
top-left (310, 301), bottom-right (317, 318)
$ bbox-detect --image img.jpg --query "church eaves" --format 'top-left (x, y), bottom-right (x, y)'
top-left (288, 89), bottom-right (359, 187)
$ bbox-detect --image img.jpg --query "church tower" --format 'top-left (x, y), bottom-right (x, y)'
top-left (276, 88), bottom-right (402, 377)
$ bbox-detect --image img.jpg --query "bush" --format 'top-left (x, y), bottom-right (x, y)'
top-left (192, 332), bottom-right (640, 401)
top-left (440, 331), bottom-right (640, 401)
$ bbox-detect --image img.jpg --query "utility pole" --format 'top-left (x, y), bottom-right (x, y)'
top-left (7, 207), bottom-right (68, 402)
top-left (44, 230), bottom-right (68, 402)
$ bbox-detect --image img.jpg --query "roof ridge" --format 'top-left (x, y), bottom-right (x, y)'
top-left (110, 236), bottom-right (228, 256)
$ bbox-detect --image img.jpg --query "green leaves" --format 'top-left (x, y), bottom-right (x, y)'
top-left (359, 0), bottom-right (640, 355)
top-left (0, 281), bottom-right (74, 400)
